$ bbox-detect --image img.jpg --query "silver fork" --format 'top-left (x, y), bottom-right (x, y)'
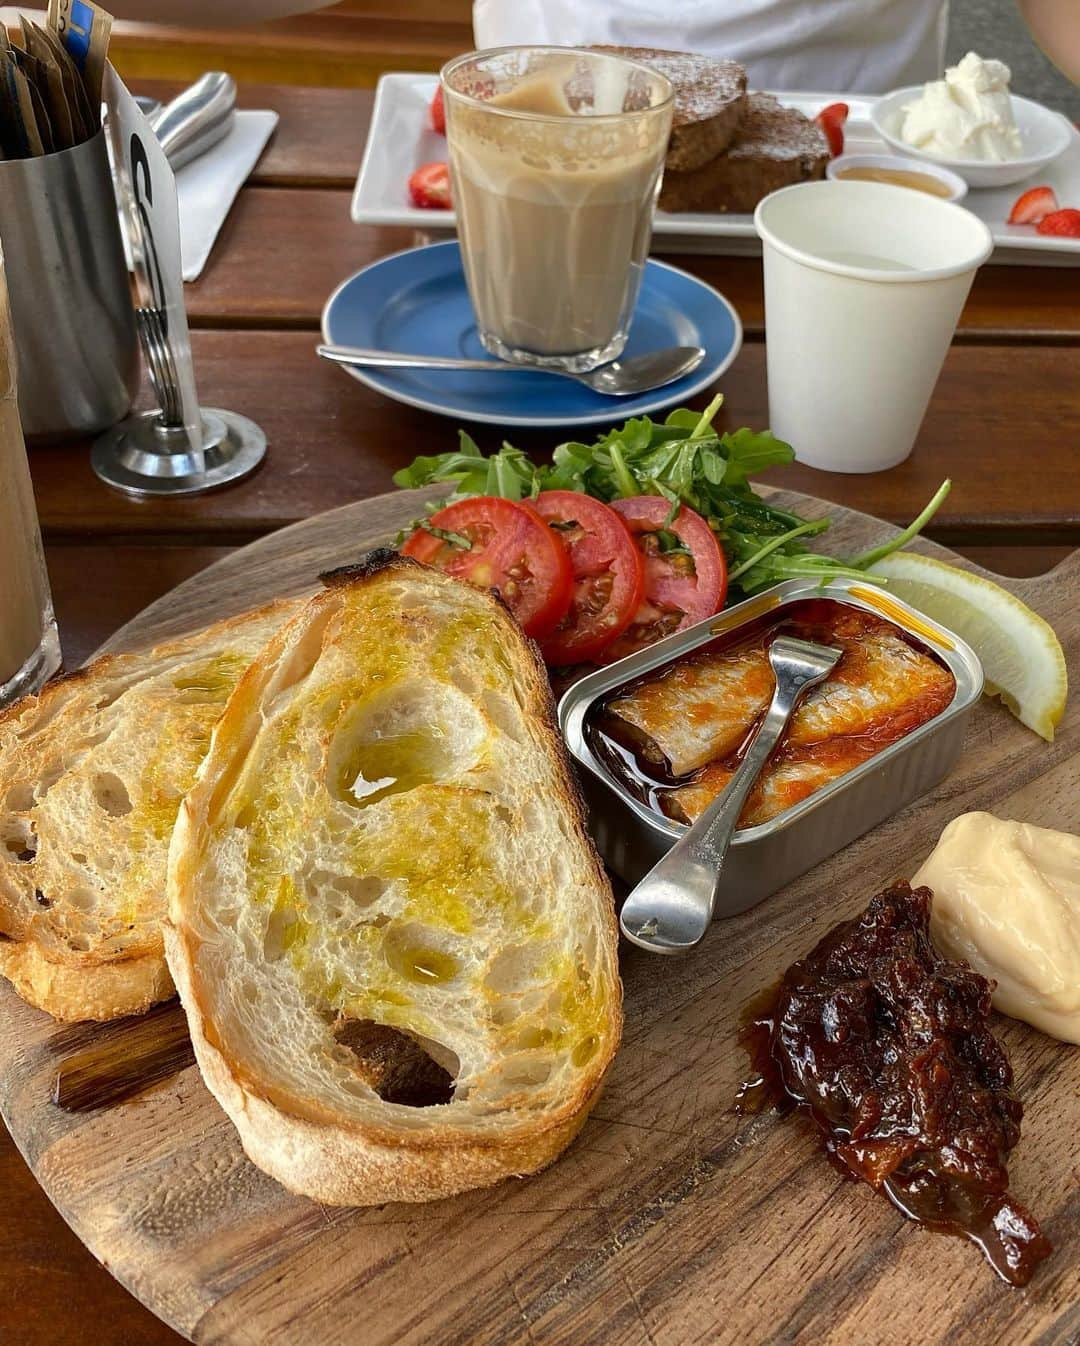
top-left (619, 636), bottom-right (843, 955)
top-left (135, 306), bottom-right (183, 427)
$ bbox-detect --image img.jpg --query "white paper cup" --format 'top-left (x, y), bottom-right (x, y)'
top-left (754, 180), bottom-right (993, 473)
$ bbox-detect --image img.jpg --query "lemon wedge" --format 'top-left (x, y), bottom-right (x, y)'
top-left (869, 552), bottom-right (1068, 741)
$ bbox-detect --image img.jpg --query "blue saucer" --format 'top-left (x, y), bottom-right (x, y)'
top-left (321, 240), bottom-right (742, 428)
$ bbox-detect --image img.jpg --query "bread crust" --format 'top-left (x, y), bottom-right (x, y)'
top-left (0, 937), bottom-right (174, 1022)
top-left (168, 920), bottom-right (601, 1204)
top-left (167, 552), bottom-right (622, 1203)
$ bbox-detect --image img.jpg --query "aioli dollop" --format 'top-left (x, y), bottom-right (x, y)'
top-left (914, 812), bottom-right (1080, 1044)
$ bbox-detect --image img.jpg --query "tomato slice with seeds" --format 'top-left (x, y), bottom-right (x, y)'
top-left (602, 496), bottom-right (727, 661)
top-left (401, 496), bottom-right (572, 639)
top-left (531, 491), bottom-right (645, 666)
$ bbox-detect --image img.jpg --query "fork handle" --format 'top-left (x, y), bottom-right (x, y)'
top-left (618, 638), bottom-right (840, 955)
top-left (681, 694), bottom-right (793, 870)
top-left (618, 685), bottom-right (794, 951)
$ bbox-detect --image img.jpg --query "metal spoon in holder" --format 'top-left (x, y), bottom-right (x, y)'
top-left (147, 73), bottom-right (237, 171)
top-left (91, 305), bottom-right (266, 496)
top-left (619, 636), bottom-right (843, 955)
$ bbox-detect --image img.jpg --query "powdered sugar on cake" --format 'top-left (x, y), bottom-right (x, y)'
top-left (598, 48), bottom-right (747, 126)
top-left (730, 94), bottom-right (830, 162)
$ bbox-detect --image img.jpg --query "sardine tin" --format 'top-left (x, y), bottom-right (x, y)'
top-left (558, 577), bottom-right (984, 917)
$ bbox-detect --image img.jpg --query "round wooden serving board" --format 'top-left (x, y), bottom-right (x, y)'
top-left (1, 488), bottom-right (1078, 1346)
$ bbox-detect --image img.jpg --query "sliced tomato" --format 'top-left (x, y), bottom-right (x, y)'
top-left (408, 161), bottom-right (451, 209)
top-left (531, 491), bottom-right (646, 665)
top-left (430, 85), bottom-right (446, 134)
top-left (601, 496), bottom-right (727, 661)
top-left (401, 496), bottom-right (572, 639)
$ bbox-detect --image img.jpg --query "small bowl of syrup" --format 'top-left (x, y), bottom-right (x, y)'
top-left (827, 152), bottom-right (968, 204)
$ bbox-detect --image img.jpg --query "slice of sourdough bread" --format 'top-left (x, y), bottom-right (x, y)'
top-left (166, 552), bottom-right (622, 1205)
top-left (0, 597), bottom-right (301, 1021)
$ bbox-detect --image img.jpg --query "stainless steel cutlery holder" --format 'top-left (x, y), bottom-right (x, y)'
top-left (0, 129), bottom-right (139, 440)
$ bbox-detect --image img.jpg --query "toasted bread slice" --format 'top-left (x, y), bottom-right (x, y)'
top-left (0, 597), bottom-right (301, 1021)
top-left (593, 46), bottom-right (748, 172)
top-left (659, 93), bottom-right (829, 213)
top-left (166, 552), bottom-right (622, 1205)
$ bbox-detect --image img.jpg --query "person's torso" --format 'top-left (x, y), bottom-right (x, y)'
top-left (472, 0), bottom-right (949, 93)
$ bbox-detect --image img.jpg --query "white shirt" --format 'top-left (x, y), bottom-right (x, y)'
top-left (473, 0), bottom-right (950, 94)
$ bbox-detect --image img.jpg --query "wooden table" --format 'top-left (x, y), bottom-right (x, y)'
top-left (109, 0), bottom-right (474, 89)
top-left (3, 81), bottom-right (1079, 1346)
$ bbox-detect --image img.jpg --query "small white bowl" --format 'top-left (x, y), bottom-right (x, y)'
top-left (827, 152), bottom-right (968, 203)
top-left (870, 86), bottom-right (1072, 189)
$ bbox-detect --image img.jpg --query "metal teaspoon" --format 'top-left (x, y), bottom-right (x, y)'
top-left (316, 343), bottom-right (706, 396)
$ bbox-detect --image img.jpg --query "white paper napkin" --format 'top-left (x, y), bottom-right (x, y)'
top-left (177, 109), bottom-right (278, 281)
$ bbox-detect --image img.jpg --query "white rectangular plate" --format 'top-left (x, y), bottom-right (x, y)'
top-left (353, 72), bottom-right (1080, 266)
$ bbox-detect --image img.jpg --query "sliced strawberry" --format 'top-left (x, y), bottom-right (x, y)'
top-left (815, 102), bottom-right (849, 158)
top-left (1036, 207), bottom-right (1080, 238)
top-left (408, 161), bottom-right (451, 209)
top-left (1008, 185), bottom-right (1058, 225)
top-left (430, 85), bottom-right (446, 135)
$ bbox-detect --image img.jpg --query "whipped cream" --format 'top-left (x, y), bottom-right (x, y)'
top-left (899, 52), bottom-right (1024, 162)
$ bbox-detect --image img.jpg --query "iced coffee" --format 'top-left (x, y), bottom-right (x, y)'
top-left (443, 48), bottom-right (673, 372)
top-left (0, 248), bottom-right (60, 707)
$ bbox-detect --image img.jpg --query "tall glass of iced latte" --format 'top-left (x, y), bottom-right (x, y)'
top-left (443, 47), bottom-right (673, 372)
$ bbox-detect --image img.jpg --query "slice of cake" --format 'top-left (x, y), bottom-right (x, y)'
top-left (659, 93), bottom-right (830, 214)
top-left (593, 47), bottom-right (748, 172)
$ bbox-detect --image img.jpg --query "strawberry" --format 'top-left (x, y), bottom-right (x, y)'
top-left (815, 102), bottom-right (849, 158)
top-left (408, 161), bottom-right (451, 209)
top-left (1036, 208), bottom-right (1080, 238)
top-left (1008, 185), bottom-right (1058, 225)
top-left (430, 85), bottom-right (446, 135)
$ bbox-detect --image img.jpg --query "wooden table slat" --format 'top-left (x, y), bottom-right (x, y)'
top-left (111, 3), bottom-right (472, 88)
top-left (28, 332), bottom-right (1080, 546)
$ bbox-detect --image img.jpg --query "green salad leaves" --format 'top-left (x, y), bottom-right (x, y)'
top-left (394, 397), bottom-right (950, 597)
